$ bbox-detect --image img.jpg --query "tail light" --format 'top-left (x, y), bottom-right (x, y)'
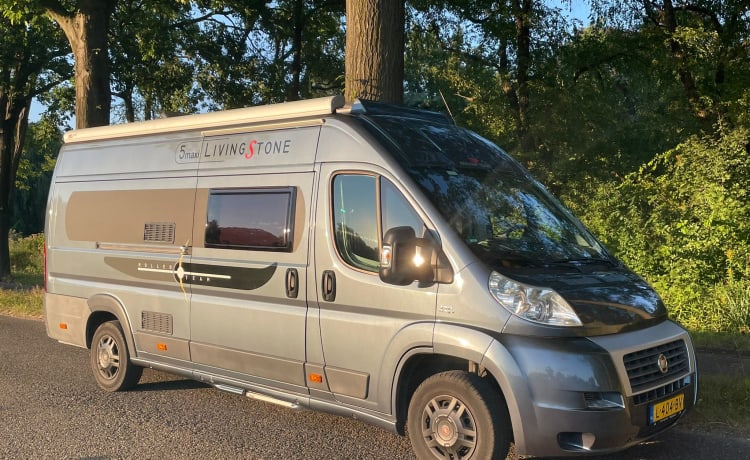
top-left (43, 239), bottom-right (47, 292)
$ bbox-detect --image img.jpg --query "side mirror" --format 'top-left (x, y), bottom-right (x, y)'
top-left (379, 226), bottom-right (437, 286)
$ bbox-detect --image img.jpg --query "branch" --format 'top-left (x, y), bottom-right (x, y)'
top-left (681, 4), bottom-right (722, 33)
top-left (37, 0), bottom-right (70, 21)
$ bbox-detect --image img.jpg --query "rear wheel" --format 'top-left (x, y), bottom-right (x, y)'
top-left (90, 320), bottom-right (143, 392)
top-left (407, 370), bottom-right (511, 459)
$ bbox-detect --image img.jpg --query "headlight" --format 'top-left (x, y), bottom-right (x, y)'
top-left (489, 271), bottom-right (582, 326)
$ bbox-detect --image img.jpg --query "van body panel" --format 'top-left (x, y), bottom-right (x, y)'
top-left (55, 133), bottom-right (202, 179)
top-left (44, 97), bottom-right (696, 458)
top-left (188, 171), bottom-right (313, 387)
top-left (134, 332), bottom-right (191, 362)
top-left (313, 161), bottom-right (438, 412)
top-left (44, 293), bottom-right (89, 347)
top-left (196, 127), bottom-right (320, 174)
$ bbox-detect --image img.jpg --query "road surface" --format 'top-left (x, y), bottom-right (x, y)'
top-left (1, 315), bottom-right (748, 459)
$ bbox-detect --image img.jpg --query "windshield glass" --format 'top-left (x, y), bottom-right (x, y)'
top-left (357, 114), bottom-right (611, 267)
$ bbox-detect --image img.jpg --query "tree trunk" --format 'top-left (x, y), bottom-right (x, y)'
top-left (45, 1), bottom-right (114, 128)
top-left (0, 92), bottom-right (31, 280)
top-left (512, 0), bottom-right (534, 154)
top-left (661, 0), bottom-right (706, 121)
top-left (287, 0), bottom-right (305, 101)
top-left (344, 0), bottom-right (405, 103)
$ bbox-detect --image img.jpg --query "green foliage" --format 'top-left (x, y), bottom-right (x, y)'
top-left (576, 127), bottom-right (750, 332)
top-left (8, 233), bottom-right (44, 288)
top-left (5, 0), bottom-right (747, 336)
top-left (0, 233), bottom-right (43, 317)
top-left (0, 286), bottom-right (44, 317)
top-left (14, 119), bottom-right (62, 235)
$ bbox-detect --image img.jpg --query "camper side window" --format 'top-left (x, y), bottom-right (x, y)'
top-left (205, 187), bottom-right (296, 251)
top-left (332, 175), bottom-right (379, 271)
top-left (332, 174), bottom-right (425, 273)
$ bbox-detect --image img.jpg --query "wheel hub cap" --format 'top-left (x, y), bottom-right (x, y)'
top-left (434, 416), bottom-right (458, 446)
top-left (98, 347), bottom-right (112, 368)
top-left (421, 395), bottom-right (478, 459)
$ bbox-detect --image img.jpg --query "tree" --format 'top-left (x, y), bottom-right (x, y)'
top-left (344, 0), bottom-right (405, 103)
top-left (0, 13), bottom-right (69, 279)
top-left (13, 118), bottom-right (62, 235)
top-left (2, 0), bottom-right (115, 128)
top-left (110, 0), bottom-right (202, 121)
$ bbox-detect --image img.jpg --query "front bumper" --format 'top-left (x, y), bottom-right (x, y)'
top-left (485, 320), bottom-right (697, 457)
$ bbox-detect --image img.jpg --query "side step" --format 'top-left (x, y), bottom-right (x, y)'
top-left (213, 384), bottom-right (300, 409)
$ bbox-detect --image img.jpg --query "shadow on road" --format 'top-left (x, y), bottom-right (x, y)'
top-left (134, 369), bottom-right (211, 392)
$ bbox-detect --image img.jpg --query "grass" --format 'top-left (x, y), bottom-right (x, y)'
top-left (0, 233), bottom-right (44, 318)
top-left (692, 330), bottom-right (750, 353)
top-left (0, 285), bottom-right (43, 318)
top-left (682, 375), bottom-right (750, 434)
top-left (2, 232), bottom-right (748, 433)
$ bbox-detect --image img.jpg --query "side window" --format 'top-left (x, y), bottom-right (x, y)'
top-left (332, 174), bottom-right (425, 273)
top-left (332, 175), bottom-right (379, 271)
top-left (381, 178), bottom-right (424, 237)
top-left (205, 187), bottom-right (295, 251)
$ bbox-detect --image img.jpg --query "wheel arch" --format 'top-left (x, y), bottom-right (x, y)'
top-left (391, 324), bottom-right (523, 440)
top-left (85, 293), bottom-right (137, 357)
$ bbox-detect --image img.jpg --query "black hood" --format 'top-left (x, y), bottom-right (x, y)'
top-left (507, 267), bottom-right (668, 335)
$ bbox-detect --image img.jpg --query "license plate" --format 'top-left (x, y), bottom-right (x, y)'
top-left (649, 393), bottom-right (685, 424)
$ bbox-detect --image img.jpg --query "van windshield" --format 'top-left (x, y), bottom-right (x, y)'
top-left (357, 114), bottom-right (612, 268)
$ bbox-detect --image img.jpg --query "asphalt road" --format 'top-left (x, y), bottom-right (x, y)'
top-left (2, 314), bottom-right (749, 460)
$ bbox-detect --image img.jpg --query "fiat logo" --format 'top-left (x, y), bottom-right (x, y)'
top-left (657, 354), bottom-right (669, 374)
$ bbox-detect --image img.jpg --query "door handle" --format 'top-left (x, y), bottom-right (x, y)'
top-left (321, 270), bottom-right (336, 302)
top-left (285, 268), bottom-right (299, 298)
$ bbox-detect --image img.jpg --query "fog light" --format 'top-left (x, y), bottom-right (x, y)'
top-left (558, 432), bottom-right (596, 451)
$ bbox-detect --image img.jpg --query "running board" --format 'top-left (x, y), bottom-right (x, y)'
top-left (213, 383), bottom-right (300, 409)
top-left (245, 390), bottom-right (300, 409)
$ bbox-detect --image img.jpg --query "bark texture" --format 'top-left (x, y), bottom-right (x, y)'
top-left (345, 0), bottom-right (404, 103)
top-left (44, 0), bottom-right (114, 128)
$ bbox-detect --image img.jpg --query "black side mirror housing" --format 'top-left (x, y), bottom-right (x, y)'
top-left (380, 226), bottom-right (451, 286)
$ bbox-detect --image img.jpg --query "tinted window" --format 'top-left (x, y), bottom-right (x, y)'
top-left (332, 175), bottom-right (425, 273)
top-left (382, 179), bottom-right (424, 237)
top-left (332, 175), bottom-right (379, 271)
top-left (206, 188), bottom-right (295, 251)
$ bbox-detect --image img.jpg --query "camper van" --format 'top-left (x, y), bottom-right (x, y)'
top-left (44, 95), bottom-right (697, 458)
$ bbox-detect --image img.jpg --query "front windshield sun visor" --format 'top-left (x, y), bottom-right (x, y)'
top-left (489, 271), bottom-right (583, 327)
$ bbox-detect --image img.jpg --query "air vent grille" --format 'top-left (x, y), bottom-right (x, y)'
top-left (141, 311), bottom-right (173, 335)
top-left (144, 222), bottom-right (175, 243)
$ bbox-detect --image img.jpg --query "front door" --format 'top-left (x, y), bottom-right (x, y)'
top-left (313, 165), bottom-right (438, 413)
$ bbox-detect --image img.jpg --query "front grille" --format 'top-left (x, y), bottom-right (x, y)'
top-left (632, 375), bottom-right (691, 405)
top-left (624, 339), bottom-right (689, 394)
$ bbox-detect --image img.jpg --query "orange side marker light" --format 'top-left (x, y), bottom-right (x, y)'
top-left (59, 323), bottom-right (68, 330)
top-left (157, 343), bottom-right (168, 351)
top-left (309, 373), bottom-right (323, 383)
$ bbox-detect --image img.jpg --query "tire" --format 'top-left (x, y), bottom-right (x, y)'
top-left (407, 371), bottom-right (511, 460)
top-left (90, 320), bottom-right (143, 392)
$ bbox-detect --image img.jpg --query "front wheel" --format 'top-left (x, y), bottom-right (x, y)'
top-left (407, 371), bottom-right (511, 460)
top-left (90, 320), bottom-right (143, 392)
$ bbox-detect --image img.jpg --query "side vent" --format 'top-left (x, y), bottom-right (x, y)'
top-left (141, 311), bottom-right (173, 335)
top-left (144, 222), bottom-right (175, 243)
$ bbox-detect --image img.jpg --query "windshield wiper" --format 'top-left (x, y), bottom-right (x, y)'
top-left (550, 257), bottom-right (616, 267)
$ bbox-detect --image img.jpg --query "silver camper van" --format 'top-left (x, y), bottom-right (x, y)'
top-left (44, 95), bottom-right (697, 458)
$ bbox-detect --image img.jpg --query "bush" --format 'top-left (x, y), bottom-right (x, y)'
top-left (573, 127), bottom-right (750, 332)
top-left (9, 232), bottom-right (44, 287)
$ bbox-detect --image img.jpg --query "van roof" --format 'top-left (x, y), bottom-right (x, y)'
top-left (63, 95), bottom-right (346, 144)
